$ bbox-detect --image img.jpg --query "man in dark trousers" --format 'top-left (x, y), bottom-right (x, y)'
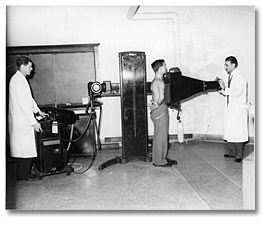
top-left (9, 56), bottom-right (47, 181)
top-left (218, 56), bottom-right (249, 163)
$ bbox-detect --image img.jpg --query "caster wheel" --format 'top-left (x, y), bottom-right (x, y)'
top-left (120, 157), bottom-right (128, 164)
top-left (144, 156), bottom-right (152, 162)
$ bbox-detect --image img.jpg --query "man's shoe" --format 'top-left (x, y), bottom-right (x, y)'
top-left (153, 163), bottom-right (172, 167)
top-left (166, 158), bottom-right (178, 165)
top-left (224, 154), bottom-right (235, 158)
top-left (234, 158), bottom-right (242, 163)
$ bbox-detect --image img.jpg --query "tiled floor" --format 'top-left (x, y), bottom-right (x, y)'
top-left (6, 141), bottom-right (254, 210)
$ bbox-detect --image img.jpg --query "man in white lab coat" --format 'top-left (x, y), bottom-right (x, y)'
top-left (9, 56), bottom-right (47, 181)
top-left (218, 56), bottom-right (249, 163)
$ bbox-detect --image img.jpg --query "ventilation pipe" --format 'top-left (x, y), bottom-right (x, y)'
top-left (127, 6), bottom-right (181, 66)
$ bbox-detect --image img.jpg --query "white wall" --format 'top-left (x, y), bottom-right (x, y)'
top-left (6, 5), bottom-right (255, 140)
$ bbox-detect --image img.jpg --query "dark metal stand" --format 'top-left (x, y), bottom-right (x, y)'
top-left (98, 156), bottom-right (151, 170)
top-left (99, 52), bottom-right (151, 170)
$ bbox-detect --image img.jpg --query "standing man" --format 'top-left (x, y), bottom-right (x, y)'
top-left (9, 56), bottom-right (47, 181)
top-left (150, 59), bottom-right (173, 167)
top-left (218, 56), bottom-right (248, 163)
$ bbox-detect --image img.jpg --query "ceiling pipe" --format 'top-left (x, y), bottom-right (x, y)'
top-left (127, 6), bottom-right (181, 67)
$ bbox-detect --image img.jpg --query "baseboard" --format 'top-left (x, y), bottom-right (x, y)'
top-left (102, 134), bottom-right (254, 147)
top-left (192, 134), bottom-right (254, 144)
top-left (104, 134), bottom-right (193, 143)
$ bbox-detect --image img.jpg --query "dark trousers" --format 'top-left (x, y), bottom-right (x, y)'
top-left (227, 142), bottom-right (245, 159)
top-left (16, 158), bottom-right (34, 180)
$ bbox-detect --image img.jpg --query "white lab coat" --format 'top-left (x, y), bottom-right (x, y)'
top-left (9, 71), bottom-right (40, 158)
top-left (221, 69), bottom-right (248, 142)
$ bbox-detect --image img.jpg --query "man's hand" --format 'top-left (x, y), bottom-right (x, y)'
top-left (149, 100), bottom-right (158, 110)
top-left (39, 111), bottom-right (49, 118)
top-left (33, 122), bottom-right (43, 132)
top-left (218, 78), bottom-right (226, 90)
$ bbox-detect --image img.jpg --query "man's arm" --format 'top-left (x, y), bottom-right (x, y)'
top-left (157, 81), bottom-right (165, 105)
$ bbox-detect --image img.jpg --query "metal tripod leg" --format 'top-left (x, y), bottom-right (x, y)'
top-left (98, 156), bottom-right (122, 170)
top-left (31, 165), bottom-right (43, 180)
top-left (93, 116), bottom-right (101, 151)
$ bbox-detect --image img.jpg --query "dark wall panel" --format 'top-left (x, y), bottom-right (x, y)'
top-left (6, 44), bottom-right (98, 106)
top-left (28, 54), bottom-right (55, 105)
top-left (54, 52), bottom-right (95, 104)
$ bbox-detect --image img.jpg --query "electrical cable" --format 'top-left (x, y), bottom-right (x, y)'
top-left (66, 124), bottom-right (74, 152)
top-left (61, 103), bottom-right (93, 143)
top-left (71, 156), bottom-right (96, 174)
top-left (67, 162), bottom-right (83, 171)
top-left (61, 100), bottom-right (102, 174)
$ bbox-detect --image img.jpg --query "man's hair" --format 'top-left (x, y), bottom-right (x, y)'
top-left (151, 59), bottom-right (165, 73)
top-left (225, 56), bottom-right (238, 68)
top-left (16, 56), bottom-right (32, 69)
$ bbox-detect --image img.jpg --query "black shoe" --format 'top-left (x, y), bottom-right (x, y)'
top-left (224, 154), bottom-right (235, 158)
top-left (166, 158), bottom-right (178, 165)
top-left (234, 158), bottom-right (242, 163)
top-left (153, 163), bottom-right (172, 167)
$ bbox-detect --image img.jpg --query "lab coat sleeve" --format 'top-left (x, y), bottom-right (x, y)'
top-left (32, 98), bottom-right (40, 114)
top-left (11, 80), bottom-right (38, 126)
top-left (221, 73), bottom-right (245, 97)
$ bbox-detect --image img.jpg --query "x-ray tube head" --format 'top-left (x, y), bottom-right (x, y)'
top-left (163, 67), bottom-right (221, 107)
